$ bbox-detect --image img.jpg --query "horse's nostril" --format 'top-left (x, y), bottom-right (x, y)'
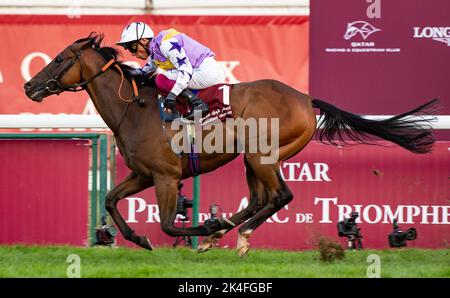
top-left (24, 82), bottom-right (32, 92)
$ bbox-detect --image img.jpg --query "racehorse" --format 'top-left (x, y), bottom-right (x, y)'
top-left (24, 34), bottom-right (438, 256)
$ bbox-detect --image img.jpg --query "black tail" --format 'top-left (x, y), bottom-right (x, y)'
top-left (311, 98), bottom-right (439, 154)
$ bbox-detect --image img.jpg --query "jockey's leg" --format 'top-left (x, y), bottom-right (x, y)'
top-left (156, 58), bottom-right (225, 119)
top-left (155, 73), bottom-right (181, 119)
top-left (155, 72), bottom-right (207, 118)
top-left (183, 57), bottom-right (225, 119)
top-left (180, 89), bottom-right (209, 120)
top-left (155, 73), bottom-right (175, 96)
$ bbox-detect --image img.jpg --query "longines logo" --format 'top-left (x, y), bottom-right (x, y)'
top-left (344, 21), bottom-right (381, 40)
top-left (413, 26), bottom-right (450, 46)
top-left (325, 20), bottom-right (400, 54)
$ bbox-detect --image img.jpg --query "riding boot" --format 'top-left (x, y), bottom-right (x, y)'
top-left (181, 89), bottom-right (209, 120)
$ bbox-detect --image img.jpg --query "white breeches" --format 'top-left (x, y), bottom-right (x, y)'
top-left (159, 57), bottom-right (225, 94)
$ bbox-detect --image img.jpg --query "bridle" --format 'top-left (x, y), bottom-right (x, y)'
top-left (41, 44), bottom-right (142, 133)
top-left (42, 45), bottom-right (140, 104)
top-left (43, 46), bottom-right (103, 94)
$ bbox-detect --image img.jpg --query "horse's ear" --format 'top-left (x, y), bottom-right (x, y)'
top-left (80, 39), bottom-right (96, 50)
top-left (72, 38), bottom-right (96, 52)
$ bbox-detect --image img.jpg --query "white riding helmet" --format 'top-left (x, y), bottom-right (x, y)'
top-left (116, 22), bottom-right (154, 46)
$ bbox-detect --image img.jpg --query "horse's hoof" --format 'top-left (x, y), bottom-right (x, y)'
top-left (197, 242), bottom-right (213, 253)
top-left (137, 236), bottom-right (153, 250)
top-left (238, 246), bottom-right (250, 257)
top-left (236, 229), bottom-right (252, 257)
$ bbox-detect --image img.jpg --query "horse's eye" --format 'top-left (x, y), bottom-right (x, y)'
top-left (55, 56), bottom-right (63, 63)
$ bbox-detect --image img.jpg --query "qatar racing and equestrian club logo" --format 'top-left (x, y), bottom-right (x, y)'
top-left (325, 20), bottom-right (399, 53)
top-left (344, 21), bottom-right (381, 40)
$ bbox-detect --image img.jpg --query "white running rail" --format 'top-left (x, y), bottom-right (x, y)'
top-left (0, 114), bottom-right (448, 129)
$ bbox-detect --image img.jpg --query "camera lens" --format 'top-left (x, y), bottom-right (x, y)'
top-left (406, 228), bottom-right (417, 240)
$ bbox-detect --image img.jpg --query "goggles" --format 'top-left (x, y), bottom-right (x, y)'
top-left (124, 42), bottom-right (138, 53)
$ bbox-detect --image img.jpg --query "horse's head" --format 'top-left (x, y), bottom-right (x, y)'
top-left (24, 35), bottom-right (100, 102)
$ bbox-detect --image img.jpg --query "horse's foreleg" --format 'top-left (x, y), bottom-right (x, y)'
top-left (198, 159), bottom-right (269, 252)
top-left (105, 171), bottom-right (153, 250)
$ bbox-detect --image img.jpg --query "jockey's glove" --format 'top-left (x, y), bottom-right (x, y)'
top-left (128, 68), bottom-right (146, 83)
top-left (129, 68), bottom-right (145, 77)
top-left (163, 92), bottom-right (177, 110)
top-left (142, 60), bottom-right (157, 74)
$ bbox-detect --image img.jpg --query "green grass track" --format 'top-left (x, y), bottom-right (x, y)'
top-left (0, 245), bottom-right (448, 278)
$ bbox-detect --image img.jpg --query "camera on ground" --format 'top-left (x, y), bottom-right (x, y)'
top-left (95, 215), bottom-right (117, 246)
top-left (176, 194), bottom-right (193, 220)
top-left (205, 204), bottom-right (219, 225)
top-left (337, 211), bottom-right (363, 250)
top-left (388, 219), bottom-right (417, 247)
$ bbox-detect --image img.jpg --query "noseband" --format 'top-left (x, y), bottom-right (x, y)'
top-left (42, 46), bottom-right (115, 94)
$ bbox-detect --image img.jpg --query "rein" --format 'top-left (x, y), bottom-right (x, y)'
top-left (42, 46), bottom-right (142, 133)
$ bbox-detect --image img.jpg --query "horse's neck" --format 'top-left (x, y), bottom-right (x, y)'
top-left (83, 60), bottom-right (156, 136)
top-left (84, 72), bottom-right (125, 134)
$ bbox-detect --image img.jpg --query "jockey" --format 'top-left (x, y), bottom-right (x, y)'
top-left (116, 21), bottom-right (225, 120)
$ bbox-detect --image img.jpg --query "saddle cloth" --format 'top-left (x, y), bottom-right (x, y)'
top-left (161, 84), bottom-right (235, 125)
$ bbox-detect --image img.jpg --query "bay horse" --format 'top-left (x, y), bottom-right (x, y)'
top-left (24, 34), bottom-right (437, 256)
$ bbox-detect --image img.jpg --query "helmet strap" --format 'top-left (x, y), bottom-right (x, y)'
top-left (139, 40), bottom-right (151, 56)
top-left (135, 22), bottom-right (151, 56)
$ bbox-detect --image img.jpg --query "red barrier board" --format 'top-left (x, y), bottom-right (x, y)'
top-left (0, 139), bottom-right (89, 245)
top-left (0, 15), bottom-right (309, 117)
top-left (115, 141), bottom-right (449, 250)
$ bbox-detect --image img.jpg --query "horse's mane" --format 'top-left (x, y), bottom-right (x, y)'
top-left (74, 33), bottom-right (140, 83)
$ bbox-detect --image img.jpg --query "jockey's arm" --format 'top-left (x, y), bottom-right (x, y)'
top-left (159, 38), bottom-right (194, 96)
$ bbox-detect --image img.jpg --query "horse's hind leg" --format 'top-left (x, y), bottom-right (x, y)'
top-left (236, 157), bottom-right (293, 257)
top-left (105, 171), bottom-right (153, 250)
top-left (154, 174), bottom-right (237, 237)
top-left (198, 158), bottom-right (269, 252)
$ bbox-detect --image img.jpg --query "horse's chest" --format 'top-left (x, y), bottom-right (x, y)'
top-left (114, 138), bottom-right (132, 166)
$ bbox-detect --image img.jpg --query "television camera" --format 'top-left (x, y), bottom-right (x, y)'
top-left (337, 212), bottom-right (363, 250)
top-left (173, 182), bottom-right (193, 247)
top-left (95, 215), bottom-right (117, 246)
top-left (388, 219), bottom-right (417, 247)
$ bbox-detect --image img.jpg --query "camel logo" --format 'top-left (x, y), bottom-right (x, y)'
top-left (344, 21), bottom-right (381, 40)
top-left (413, 27), bottom-right (450, 46)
